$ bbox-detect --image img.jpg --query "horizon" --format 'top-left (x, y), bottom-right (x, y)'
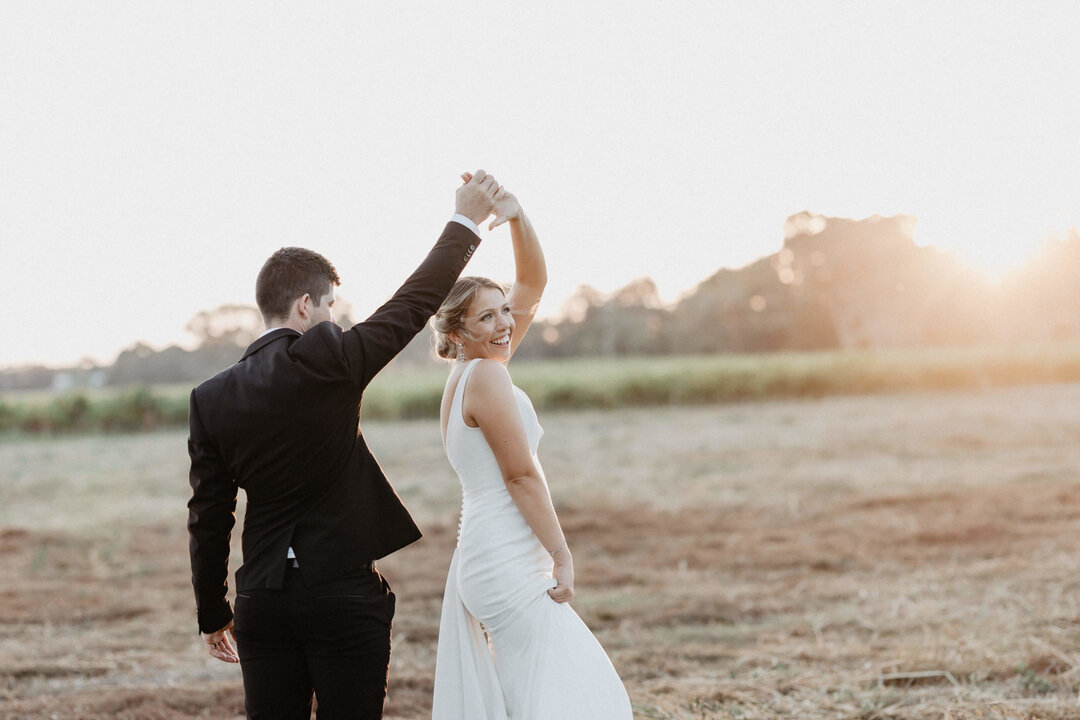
top-left (3, 2), bottom-right (1078, 369)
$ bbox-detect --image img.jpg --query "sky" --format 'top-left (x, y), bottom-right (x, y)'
top-left (2, 1), bottom-right (1079, 369)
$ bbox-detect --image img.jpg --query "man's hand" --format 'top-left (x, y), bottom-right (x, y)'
top-left (455, 169), bottom-right (500, 226)
top-left (202, 620), bottom-right (239, 663)
top-left (548, 547), bottom-right (574, 604)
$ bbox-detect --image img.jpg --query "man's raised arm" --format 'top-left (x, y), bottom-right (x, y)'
top-left (302, 170), bottom-right (500, 388)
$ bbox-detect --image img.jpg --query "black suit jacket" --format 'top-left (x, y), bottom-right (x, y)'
top-left (187, 222), bottom-right (478, 634)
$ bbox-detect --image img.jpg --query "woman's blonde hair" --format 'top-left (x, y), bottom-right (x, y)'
top-left (431, 276), bottom-right (508, 360)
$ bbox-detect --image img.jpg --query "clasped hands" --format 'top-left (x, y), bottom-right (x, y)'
top-left (455, 169), bottom-right (522, 231)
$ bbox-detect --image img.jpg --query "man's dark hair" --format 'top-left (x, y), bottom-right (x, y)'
top-left (255, 247), bottom-right (341, 322)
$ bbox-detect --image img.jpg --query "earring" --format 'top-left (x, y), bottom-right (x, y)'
top-left (457, 342), bottom-right (466, 362)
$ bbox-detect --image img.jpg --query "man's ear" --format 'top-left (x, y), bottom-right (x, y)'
top-left (295, 293), bottom-right (313, 319)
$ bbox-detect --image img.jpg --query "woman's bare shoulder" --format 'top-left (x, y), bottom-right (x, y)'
top-left (468, 359), bottom-right (513, 393)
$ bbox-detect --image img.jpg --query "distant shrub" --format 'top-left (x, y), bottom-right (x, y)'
top-left (0, 386), bottom-right (189, 436)
top-left (53, 394), bottom-right (92, 432)
top-left (0, 400), bottom-right (18, 432)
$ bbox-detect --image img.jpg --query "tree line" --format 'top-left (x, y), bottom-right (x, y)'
top-left (3, 211), bottom-right (1078, 392)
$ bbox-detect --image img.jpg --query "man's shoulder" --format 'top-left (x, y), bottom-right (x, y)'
top-left (299, 320), bottom-right (345, 341)
top-left (195, 328), bottom-right (307, 392)
top-left (191, 364), bottom-right (235, 402)
top-left (289, 322), bottom-right (350, 364)
top-left (193, 348), bottom-right (259, 395)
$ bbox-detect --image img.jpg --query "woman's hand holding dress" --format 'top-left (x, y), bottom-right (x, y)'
top-left (548, 546), bottom-right (574, 603)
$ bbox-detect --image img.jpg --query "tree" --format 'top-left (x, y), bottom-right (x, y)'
top-left (185, 304), bottom-right (264, 349)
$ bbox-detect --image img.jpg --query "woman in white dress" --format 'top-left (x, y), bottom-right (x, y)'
top-left (429, 179), bottom-right (632, 720)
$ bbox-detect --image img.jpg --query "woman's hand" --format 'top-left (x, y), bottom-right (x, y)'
top-left (489, 187), bottom-right (522, 230)
top-left (548, 546), bottom-right (575, 603)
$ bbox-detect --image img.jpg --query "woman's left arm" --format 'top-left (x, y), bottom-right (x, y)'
top-left (469, 174), bottom-right (548, 358)
top-left (502, 201), bottom-right (547, 358)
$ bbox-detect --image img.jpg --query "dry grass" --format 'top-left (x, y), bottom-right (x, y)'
top-left (3, 383), bottom-right (1080, 718)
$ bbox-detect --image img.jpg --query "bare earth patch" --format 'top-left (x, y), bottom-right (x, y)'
top-left (3, 383), bottom-right (1080, 718)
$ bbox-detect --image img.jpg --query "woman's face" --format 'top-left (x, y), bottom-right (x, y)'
top-left (455, 287), bottom-right (514, 362)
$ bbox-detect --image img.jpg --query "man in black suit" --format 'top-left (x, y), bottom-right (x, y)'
top-left (187, 171), bottom-right (501, 719)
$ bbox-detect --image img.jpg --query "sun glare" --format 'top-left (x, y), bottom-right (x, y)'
top-left (958, 250), bottom-right (1019, 284)
top-left (948, 228), bottom-right (1079, 285)
top-left (915, 214), bottom-right (1067, 286)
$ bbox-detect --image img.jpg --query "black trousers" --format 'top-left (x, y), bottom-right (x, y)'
top-left (233, 562), bottom-right (396, 720)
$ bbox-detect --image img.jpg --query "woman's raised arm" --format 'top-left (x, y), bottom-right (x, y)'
top-left (496, 190), bottom-right (546, 358)
top-left (465, 174), bottom-right (547, 359)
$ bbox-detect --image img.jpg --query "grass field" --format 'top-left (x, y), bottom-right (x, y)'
top-left (6, 343), bottom-right (1080, 435)
top-left (3, 382), bottom-right (1080, 718)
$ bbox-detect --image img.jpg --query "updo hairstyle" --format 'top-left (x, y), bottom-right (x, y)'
top-left (432, 276), bottom-right (508, 360)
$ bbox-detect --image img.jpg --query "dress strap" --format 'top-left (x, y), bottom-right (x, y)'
top-left (450, 359), bottom-right (483, 428)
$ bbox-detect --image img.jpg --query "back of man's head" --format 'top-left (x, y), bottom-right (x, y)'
top-left (256, 247), bottom-right (341, 323)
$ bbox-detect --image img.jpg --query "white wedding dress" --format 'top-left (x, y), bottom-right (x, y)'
top-left (432, 359), bottom-right (632, 720)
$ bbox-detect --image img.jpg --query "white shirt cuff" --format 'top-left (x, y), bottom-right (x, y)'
top-left (451, 214), bottom-right (481, 237)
